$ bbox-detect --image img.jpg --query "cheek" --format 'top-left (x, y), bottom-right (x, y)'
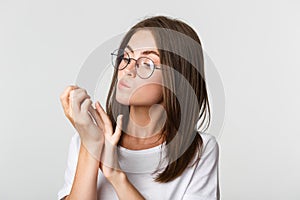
top-left (117, 71), bottom-right (123, 79)
top-left (116, 71), bottom-right (163, 106)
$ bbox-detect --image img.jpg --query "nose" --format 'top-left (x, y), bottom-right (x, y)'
top-left (124, 58), bottom-right (137, 77)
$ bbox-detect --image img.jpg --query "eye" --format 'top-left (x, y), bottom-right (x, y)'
top-left (144, 62), bottom-right (152, 68)
top-left (140, 59), bottom-right (154, 69)
top-left (122, 57), bottom-right (130, 64)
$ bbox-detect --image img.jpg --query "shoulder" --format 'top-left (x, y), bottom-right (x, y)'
top-left (198, 132), bottom-right (218, 149)
top-left (183, 132), bottom-right (220, 199)
top-left (197, 131), bottom-right (219, 159)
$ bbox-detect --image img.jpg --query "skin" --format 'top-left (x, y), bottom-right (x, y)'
top-left (60, 86), bottom-right (145, 199)
top-left (116, 30), bottom-right (166, 149)
top-left (59, 30), bottom-right (166, 199)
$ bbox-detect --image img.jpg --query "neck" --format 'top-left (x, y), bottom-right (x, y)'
top-left (120, 103), bottom-right (167, 148)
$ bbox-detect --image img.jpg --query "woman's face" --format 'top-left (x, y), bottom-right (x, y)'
top-left (116, 30), bottom-right (163, 106)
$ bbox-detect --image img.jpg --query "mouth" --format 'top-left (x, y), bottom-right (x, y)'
top-left (118, 80), bottom-right (131, 89)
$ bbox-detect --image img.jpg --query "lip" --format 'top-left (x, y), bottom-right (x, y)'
top-left (118, 80), bottom-right (131, 88)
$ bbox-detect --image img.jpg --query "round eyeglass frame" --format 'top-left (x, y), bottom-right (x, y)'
top-left (110, 48), bottom-right (162, 79)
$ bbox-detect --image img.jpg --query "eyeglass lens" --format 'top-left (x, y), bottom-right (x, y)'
top-left (111, 49), bottom-right (155, 79)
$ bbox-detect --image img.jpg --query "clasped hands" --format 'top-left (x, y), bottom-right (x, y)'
top-left (60, 85), bottom-right (124, 182)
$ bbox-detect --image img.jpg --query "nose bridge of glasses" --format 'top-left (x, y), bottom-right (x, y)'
top-left (124, 56), bottom-right (138, 73)
top-left (129, 57), bottom-right (139, 64)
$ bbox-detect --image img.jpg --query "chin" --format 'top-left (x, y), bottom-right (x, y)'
top-left (116, 90), bottom-right (163, 106)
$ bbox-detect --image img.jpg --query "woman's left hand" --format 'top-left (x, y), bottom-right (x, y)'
top-left (94, 101), bottom-right (124, 182)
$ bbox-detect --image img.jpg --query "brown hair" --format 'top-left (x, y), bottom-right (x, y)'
top-left (105, 15), bottom-right (211, 183)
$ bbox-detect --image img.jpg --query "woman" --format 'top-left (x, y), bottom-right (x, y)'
top-left (58, 15), bottom-right (220, 200)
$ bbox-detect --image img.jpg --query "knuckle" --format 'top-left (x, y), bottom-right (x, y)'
top-left (79, 88), bottom-right (87, 93)
top-left (78, 88), bottom-right (89, 96)
top-left (68, 85), bottom-right (77, 91)
top-left (61, 85), bottom-right (76, 98)
top-left (70, 89), bottom-right (77, 98)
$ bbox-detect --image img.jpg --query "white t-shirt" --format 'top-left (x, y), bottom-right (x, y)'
top-left (57, 131), bottom-right (220, 200)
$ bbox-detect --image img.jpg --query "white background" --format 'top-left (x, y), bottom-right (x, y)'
top-left (0, 0), bottom-right (299, 199)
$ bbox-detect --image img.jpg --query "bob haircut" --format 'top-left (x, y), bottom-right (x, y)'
top-left (105, 15), bottom-right (211, 183)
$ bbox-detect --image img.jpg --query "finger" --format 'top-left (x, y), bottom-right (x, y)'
top-left (95, 101), bottom-right (113, 134)
top-left (60, 85), bottom-right (79, 110)
top-left (75, 90), bottom-right (91, 106)
top-left (60, 85), bottom-right (79, 102)
top-left (81, 98), bottom-right (93, 113)
top-left (112, 114), bottom-right (123, 144)
top-left (88, 105), bottom-right (104, 129)
top-left (70, 89), bottom-right (90, 113)
top-left (69, 88), bottom-right (90, 102)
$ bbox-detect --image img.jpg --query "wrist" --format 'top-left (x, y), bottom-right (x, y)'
top-left (108, 172), bottom-right (127, 186)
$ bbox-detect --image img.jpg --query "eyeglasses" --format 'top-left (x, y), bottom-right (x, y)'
top-left (111, 48), bottom-right (162, 79)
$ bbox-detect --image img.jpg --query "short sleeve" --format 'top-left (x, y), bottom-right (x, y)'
top-left (57, 132), bottom-right (81, 200)
top-left (182, 134), bottom-right (220, 200)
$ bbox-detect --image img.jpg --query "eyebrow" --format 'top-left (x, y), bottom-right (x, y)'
top-left (126, 45), bottom-right (160, 57)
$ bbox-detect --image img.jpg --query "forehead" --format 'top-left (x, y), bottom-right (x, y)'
top-left (127, 30), bottom-right (158, 52)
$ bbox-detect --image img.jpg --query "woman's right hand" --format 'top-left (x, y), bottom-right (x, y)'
top-left (60, 85), bottom-right (80, 127)
top-left (60, 85), bottom-right (105, 160)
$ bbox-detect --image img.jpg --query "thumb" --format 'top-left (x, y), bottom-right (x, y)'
top-left (88, 105), bottom-right (104, 129)
top-left (112, 114), bottom-right (123, 143)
